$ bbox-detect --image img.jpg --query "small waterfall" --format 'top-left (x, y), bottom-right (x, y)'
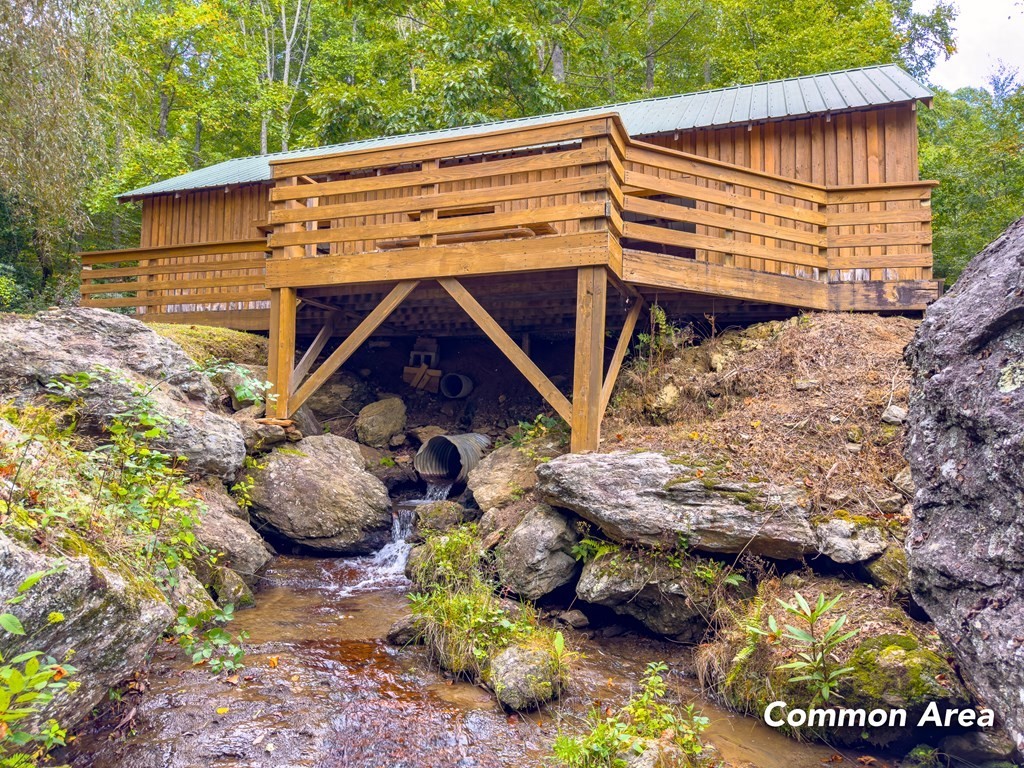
top-left (331, 504), bottom-right (416, 596)
top-left (423, 482), bottom-right (454, 502)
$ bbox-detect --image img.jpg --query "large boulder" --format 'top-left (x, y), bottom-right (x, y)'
top-left (0, 532), bottom-right (173, 731)
top-left (905, 216), bottom-right (1024, 752)
top-left (537, 452), bottom-right (815, 560)
top-left (486, 643), bottom-right (562, 711)
top-left (188, 482), bottom-right (272, 586)
top-left (246, 435), bottom-right (391, 553)
top-left (0, 309), bottom-right (245, 480)
top-left (304, 370), bottom-right (374, 423)
top-left (354, 397), bottom-right (406, 448)
top-left (576, 550), bottom-right (719, 641)
top-left (495, 505), bottom-right (579, 600)
top-left (467, 438), bottom-right (561, 514)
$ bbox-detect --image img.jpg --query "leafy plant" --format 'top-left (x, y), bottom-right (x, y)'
top-left (506, 414), bottom-right (568, 457)
top-left (194, 359), bottom-right (273, 408)
top-left (571, 537), bottom-right (619, 564)
top-left (552, 661), bottom-right (709, 768)
top-left (750, 591), bottom-right (859, 706)
top-left (171, 604), bottom-right (249, 675)
top-left (0, 573), bottom-right (78, 765)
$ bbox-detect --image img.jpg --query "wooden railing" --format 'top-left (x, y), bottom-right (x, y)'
top-left (78, 113), bottom-right (937, 318)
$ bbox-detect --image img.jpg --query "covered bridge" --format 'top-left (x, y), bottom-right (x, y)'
top-left (79, 64), bottom-right (940, 451)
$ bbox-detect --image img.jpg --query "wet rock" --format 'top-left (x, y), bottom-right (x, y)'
top-left (210, 566), bottom-right (255, 608)
top-left (164, 566), bottom-right (217, 615)
top-left (0, 308), bottom-right (245, 480)
top-left (416, 501), bottom-right (466, 532)
top-left (904, 215), bottom-right (1024, 752)
top-left (881, 404), bottom-right (908, 425)
top-left (189, 482), bottom-right (272, 586)
top-left (813, 515), bottom-right (888, 564)
top-left (576, 551), bottom-right (716, 641)
top-left (537, 452), bottom-right (815, 560)
top-left (467, 439), bottom-right (561, 514)
top-left (247, 435), bottom-right (391, 554)
top-left (355, 397), bottom-right (407, 448)
top-left (940, 730), bottom-right (1019, 764)
top-left (495, 505), bottom-right (579, 600)
top-left (304, 371), bottom-right (374, 422)
top-left (0, 531), bottom-right (174, 731)
top-left (386, 614), bottom-right (420, 646)
top-left (487, 643), bottom-right (561, 710)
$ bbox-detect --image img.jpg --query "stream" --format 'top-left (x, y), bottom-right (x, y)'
top-left (66, 502), bottom-right (878, 768)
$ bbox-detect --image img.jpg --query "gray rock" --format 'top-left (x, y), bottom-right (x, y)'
top-left (813, 517), bottom-right (888, 564)
top-left (386, 614), bottom-right (420, 646)
top-left (291, 404), bottom-right (322, 438)
top-left (892, 465), bottom-right (914, 497)
top-left (495, 505), bottom-right (579, 599)
top-left (247, 435), bottom-right (391, 553)
top-left (905, 216), bottom-right (1024, 753)
top-left (576, 551), bottom-right (714, 641)
top-left (0, 532), bottom-right (173, 731)
top-left (189, 482), bottom-right (272, 586)
top-left (409, 425), bottom-right (447, 445)
top-left (881, 404), bottom-right (908, 424)
top-left (467, 439), bottom-right (560, 513)
top-left (232, 406), bottom-right (286, 453)
top-left (487, 643), bottom-right (561, 710)
top-left (861, 544), bottom-right (910, 596)
top-left (940, 730), bottom-right (1018, 763)
top-left (210, 566), bottom-right (255, 608)
top-left (537, 452), bottom-right (815, 560)
top-left (355, 397), bottom-right (407, 448)
top-left (558, 609), bottom-right (589, 629)
top-left (415, 501), bottom-right (466, 532)
top-left (0, 308), bottom-right (245, 480)
top-left (304, 371), bottom-right (374, 422)
top-left (220, 364), bottom-right (268, 411)
top-left (163, 566), bottom-right (217, 616)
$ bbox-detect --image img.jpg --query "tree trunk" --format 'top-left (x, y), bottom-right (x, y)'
top-left (261, 115), bottom-right (269, 155)
top-left (158, 92), bottom-right (171, 139)
top-left (551, 43), bottom-right (565, 83)
top-left (192, 116), bottom-right (202, 168)
top-left (645, 3), bottom-right (656, 91)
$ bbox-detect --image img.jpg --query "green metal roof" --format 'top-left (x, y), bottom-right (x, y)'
top-left (120, 64), bottom-right (930, 201)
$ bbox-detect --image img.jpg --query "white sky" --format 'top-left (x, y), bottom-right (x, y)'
top-left (914, 0), bottom-right (1024, 90)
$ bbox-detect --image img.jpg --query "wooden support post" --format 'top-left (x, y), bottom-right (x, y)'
top-left (571, 266), bottom-right (607, 452)
top-left (289, 280), bottom-right (419, 414)
top-left (268, 287), bottom-right (297, 418)
top-left (601, 296), bottom-right (644, 412)
top-left (438, 277), bottom-right (572, 423)
top-left (290, 312), bottom-right (338, 391)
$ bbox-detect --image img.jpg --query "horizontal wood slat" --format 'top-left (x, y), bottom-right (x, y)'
top-left (82, 289), bottom-right (272, 309)
top-left (80, 239), bottom-right (267, 265)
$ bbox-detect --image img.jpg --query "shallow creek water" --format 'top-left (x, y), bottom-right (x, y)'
top-left (67, 503), bottom-right (880, 768)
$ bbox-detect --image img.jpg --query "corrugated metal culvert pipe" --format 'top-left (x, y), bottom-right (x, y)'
top-left (413, 433), bottom-right (491, 484)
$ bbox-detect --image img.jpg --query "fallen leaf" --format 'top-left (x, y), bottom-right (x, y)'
top-left (225, 674), bottom-right (240, 686)
top-left (268, 655), bottom-right (279, 669)
top-left (265, 743), bottom-right (275, 754)
top-left (290, 674), bottom-right (300, 682)
top-left (215, 706), bottom-right (230, 715)
top-left (857, 758), bottom-right (876, 766)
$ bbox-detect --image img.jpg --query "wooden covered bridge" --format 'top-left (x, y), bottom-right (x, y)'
top-left (80, 65), bottom-right (941, 451)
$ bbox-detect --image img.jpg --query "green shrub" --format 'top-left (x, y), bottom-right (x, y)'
top-left (552, 661), bottom-right (709, 768)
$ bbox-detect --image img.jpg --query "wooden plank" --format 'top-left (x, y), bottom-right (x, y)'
top-left (828, 230), bottom-right (932, 248)
top-left (290, 313), bottom-right (338, 391)
top-left (269, 174), bottom-right (608, 225)
top-left (269, 202), bottom-right (605, 248)
top-left (571, 266), bottom-right (607, 452)
top-left (80, 258), bottom-right (267, 281)
top-left (265, 232), bottom-right (612, 287)
top-left (270, 148), bottom-right (608, 201)
top-left (621, 250), bottom-right (829, 309)
top-left (829, 252), bottom-right (933, 270)
top-left (601, 296), bottom-right (643, 412)
top-left (827, 184), bottom-right (935, 205)
top-left (273, 116), bottom-right (620, 177)
top-left (622, 221), bottom-right (827, 269)
top-left (623, 170), bottom-right (827, 225)
top-left (81, 273), bottom-right (267, 295)
top-left (828, 208), bottom-right (931, 226)
top-left (80, 239), bottom-right (268, 265)
top-left (625, 145), bottom-right (827, 203)
top-left (829, 279), bottom-right (942, 311)
top-left (624, 196), bottom-right (826, 248)
top-left (81, 289), bottom-right (272, 309)
top-left (139, 309), bottom-right (271, 331)
top-left (438, 277), bottom-right (572, 423)
top-left (289, 281), bottom-right (421, 413)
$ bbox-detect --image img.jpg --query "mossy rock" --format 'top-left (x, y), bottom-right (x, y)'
top-left (149, 323), bottom-right (268, 366)
top-left (416, 501), bottom-right (467, 533)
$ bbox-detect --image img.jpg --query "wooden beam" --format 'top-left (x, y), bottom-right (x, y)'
top-left (601, 296), bottom-right (644, 412)
top-left (290, 312), bottom-right (338, 391)
top-left (289, 281), bottom-right (420, 414)
top-left (571, 266), bottom-right (607, 452)
top-left (438, 277), bottom-right (572, 423)
top-left (269, 288), bottom-right (298, 419)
